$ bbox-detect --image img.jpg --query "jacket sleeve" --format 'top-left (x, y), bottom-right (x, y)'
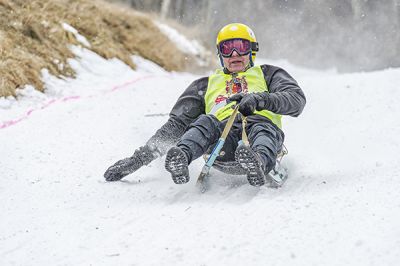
top-left (257, 64), bottom-right (306, 117)
top-left (146, 77), bottom-right (208, 155)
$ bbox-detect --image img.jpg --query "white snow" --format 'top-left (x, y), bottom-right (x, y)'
top-left (155, 22), bottom-right (212, 66)
top-left (1, 47), bottom-right (400, 265)
top-left (62, 23), bottom-right (91, 48)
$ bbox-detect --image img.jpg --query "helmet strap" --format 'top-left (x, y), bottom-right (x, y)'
top-left (218, 54), bottom-right (224, 68)
top-left (249, 53), bottom-right (254, 67)
top-left (223, 67), bottom-right (230, 74)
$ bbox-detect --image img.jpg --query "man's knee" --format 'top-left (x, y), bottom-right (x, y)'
top-left (248, 123), bottom-right (283, 147)
top-left (189, 114), bottom-right (221, 139)
top-left (177, 115), bottom-right (221, 162)
top-left (190, 114), bottom-right (220, 127)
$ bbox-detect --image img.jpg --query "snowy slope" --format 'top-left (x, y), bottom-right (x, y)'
top-left (1, 46), bottom-right (400, 266)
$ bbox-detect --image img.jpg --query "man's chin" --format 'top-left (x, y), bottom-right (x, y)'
top-left (228, 63), bottom-right (245, 73)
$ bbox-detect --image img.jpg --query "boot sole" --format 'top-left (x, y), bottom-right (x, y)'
top-left (235, 145), bottom-right (266, 186)
top-left (165, 147), bottom-right (190, 184)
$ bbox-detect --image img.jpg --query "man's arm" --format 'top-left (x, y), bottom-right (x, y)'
top-left (146, 76), bottom-right (208, 155)
top-left (228, 65), bottom-right (306, 118)
top-left (259, 64), bottom-right (306, 117)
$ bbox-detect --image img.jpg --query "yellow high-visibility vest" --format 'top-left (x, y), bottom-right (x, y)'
top-left (205, 65), bottom-right (282, 128)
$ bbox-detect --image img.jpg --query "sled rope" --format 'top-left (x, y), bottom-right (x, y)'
top-left (241, 114), bottom-right (287, 162)
top-left (220, 105), bottom-right (240, 139)
top-left (241, 115), bottom-right (250, 146)
top-left (196, 104), bottom-right (240, 191)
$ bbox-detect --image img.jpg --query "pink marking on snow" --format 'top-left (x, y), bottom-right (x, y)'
top-left (26, 109), bottom-right (35, 115)
top-left (0, 120), bottom-right (16, 129)
top-left (0, 74), bottom-right (163, 130)
top-left (41, 99), bottom-right (57, 109)
top-left (109, 75), bottom-right (155, 92)
top-left (0, 116), bottom-right (26, 129)
top-left (62, 95), bottom-right (81, 102)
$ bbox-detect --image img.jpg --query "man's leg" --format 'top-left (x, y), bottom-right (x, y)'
top-left (235, 120), bottom-right (284, 186)
top-left (165, 114), bottom-right (222, 184)
top-left (248, 122), bottom-right (284, 174)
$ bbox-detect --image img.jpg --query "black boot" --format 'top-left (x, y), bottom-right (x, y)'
top-left (165, 147), bottom-right (190, 184)
top-left (235, 144), bottom-right (267, 186)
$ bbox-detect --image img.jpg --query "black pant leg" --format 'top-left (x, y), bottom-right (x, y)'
top-left (176, 114), bottom-right (222, 164)
top-left (246, 120), bottom-right (284, 173)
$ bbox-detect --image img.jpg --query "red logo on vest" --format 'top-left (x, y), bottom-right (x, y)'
top-left (215, 76), bottom-right (248, 104)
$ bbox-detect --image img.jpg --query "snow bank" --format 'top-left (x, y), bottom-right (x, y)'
top-left (155, 22), bottom-right (212, 67)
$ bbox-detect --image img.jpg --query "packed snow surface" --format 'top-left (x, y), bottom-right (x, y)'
top-left (1, 47), bottom-right (400, 266)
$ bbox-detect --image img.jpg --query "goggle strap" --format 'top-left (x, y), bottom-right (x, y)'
top-left (251, 42), bottom-right (259, 52)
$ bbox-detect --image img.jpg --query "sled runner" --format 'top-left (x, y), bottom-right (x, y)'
top-left (197, 146), bottom-right (288, 192)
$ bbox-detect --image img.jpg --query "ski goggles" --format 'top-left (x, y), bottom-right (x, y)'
top-left (218, 38), bottom-right (257, 57)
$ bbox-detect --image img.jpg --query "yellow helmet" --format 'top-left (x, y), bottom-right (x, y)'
top-left (216, 23), bottom-right (259, 65)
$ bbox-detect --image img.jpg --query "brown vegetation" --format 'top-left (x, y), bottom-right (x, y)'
top-left (0, 0), bottom-right (190, 97)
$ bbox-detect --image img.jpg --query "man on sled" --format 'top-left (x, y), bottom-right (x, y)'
top-left (104, 23), bottom-right (306, 188)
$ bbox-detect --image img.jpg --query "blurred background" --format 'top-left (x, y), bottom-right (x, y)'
top-left (107, 0), bottom-right (400, 72)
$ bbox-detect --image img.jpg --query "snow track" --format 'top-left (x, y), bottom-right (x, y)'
top-left (1, 50), bottom-right (400, 265)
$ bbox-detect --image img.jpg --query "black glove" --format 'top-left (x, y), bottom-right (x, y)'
top-left (229, 93), bottom-right (263, 116)
top-left (104, 145), bottom-right (156, 181)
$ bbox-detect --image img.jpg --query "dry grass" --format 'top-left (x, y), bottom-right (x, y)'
top-left (0, 0), bottom-right (191, 97)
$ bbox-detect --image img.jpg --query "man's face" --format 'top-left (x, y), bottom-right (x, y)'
top-left (222, 50), bottom-right (250, 73)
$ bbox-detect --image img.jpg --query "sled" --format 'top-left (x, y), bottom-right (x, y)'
top-left (195, 102), bottom-right (288, 192)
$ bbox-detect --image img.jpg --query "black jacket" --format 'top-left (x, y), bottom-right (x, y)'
top-left (146, 64), bottom-right (306, 154)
